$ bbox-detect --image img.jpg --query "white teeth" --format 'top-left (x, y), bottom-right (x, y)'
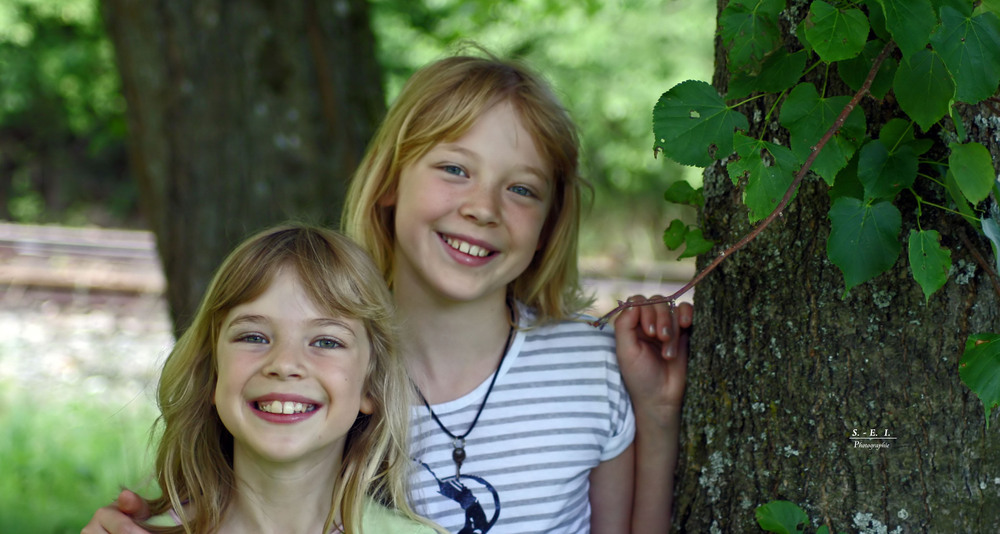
top-left (257, 400), bottom-right (315, 414)
top-left (445, 237), bottom-right (490, 257)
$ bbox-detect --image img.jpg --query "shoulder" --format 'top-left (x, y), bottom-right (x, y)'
top-left (362, 498), bottom-right (439, 534)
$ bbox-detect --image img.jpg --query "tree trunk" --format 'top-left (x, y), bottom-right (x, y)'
top-left (100, 0), bottom-right (384, 332)
top-left (674, 2), bottom-right (1000, 532)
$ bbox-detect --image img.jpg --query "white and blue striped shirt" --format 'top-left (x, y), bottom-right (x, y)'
top-left (409, 307), bottom-right (635, 534)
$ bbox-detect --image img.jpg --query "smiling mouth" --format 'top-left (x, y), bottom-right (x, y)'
top-left (256, 400), bottom-right (317, 415)
top-left (443, 235), bottom-right (493, 258)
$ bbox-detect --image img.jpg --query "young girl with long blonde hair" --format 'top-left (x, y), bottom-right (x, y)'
top-left (137, 224), bottom-right (441, 534)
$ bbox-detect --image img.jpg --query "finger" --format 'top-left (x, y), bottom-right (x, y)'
top-left (675, 301), bottom-right (694, 329)
top-left (613, 296), bottom-right (644, 356)
top-left (83, 506), bottom-right (144, 534)
top-left (116, 489), bottom-right (152, 519)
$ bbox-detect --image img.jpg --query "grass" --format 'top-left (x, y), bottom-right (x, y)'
top-left (0, 379), bottom-right (160, 533)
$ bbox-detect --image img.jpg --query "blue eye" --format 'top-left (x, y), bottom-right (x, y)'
top-left (312, 338), bottom-right (343, 349)
top-left (441, 164), bottom-right (468, 177)
top-left (509, 185), bottom-right (535, 198)
top-left (236, 333), bottom-right (268, 344)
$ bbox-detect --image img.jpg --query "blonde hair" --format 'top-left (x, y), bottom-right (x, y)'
top-left (342, 50), bottom-right (592, 323)
top-left (143, 224), bottom-right (432, 533)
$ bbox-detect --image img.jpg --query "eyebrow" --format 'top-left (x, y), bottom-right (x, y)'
top-left (435, 144), bottom-right (551, 183)
top-left (224, 314), bottom-right (358, 336)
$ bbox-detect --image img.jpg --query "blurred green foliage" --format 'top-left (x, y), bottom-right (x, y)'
top-left (0, 0), bottom-right (713, 262)
top-left (0, 379), bottom-right (158, 532)
top-left (0, 0), bottom-right (135, 226)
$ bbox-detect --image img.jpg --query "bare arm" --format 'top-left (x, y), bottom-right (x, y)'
top-left (588, 444), bottom-right (635, 534)
top-left (614, 296), bottom-right (692, 533)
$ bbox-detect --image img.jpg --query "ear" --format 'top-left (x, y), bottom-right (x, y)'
top-left (360, 394), bottom-right (375, 415)
top-left (377, 188), bottom-right (397, 207)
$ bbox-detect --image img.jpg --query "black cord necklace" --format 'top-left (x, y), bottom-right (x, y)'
top-left (416, 302), bottom-right (515, 478)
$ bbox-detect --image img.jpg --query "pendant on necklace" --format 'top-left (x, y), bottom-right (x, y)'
top-left (452, 437), bottom-right (466, 477)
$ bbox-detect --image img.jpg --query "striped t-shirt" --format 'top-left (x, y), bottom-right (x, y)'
top-left (408, 308), bottom-right (635, 533)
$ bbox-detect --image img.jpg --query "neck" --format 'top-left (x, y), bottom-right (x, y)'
top-left (395, 288), bottom-right (514, 403)
top-left (218, 448), bottom-right (341, 534)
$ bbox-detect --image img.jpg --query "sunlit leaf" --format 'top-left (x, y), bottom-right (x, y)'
top-left (893, 49), bottom-right (955, 131)
top-left (653, 80), bottom-right (749, 167)
top-left (663, 219), bottom-right (687, 250)
top-left (779, 83), bottom-right (866, 185)
top-left (949, 141), bottom-right (996, 203)
top-left (663, 181), bottom-right (704, 206)
top-left (930, 7), bottom-right (1000, 104)
top-left (959, 333), bottom-right (1000, 428)
top-left (982, 0), bottom-right (1000, 17)
top-left (827, 197), bottom-right (902, 293)
top-left (679, 227), bottom-right (715, 259)
top-left (756, 500), bottom-right (808, 534)
top-left (858, 139), bottom-right (918, 200)
top-left (874, 0), bottom-right (936, 59)
top-left (719, 0), bottom-right (786, 74)
top-left (907, 229), bottom-right (951, 303)
top-left (729, 133), bottom-right (799, 223)
top-left (727, 49), bottom-right (808, 99)
top-left (803, 1), bottom-right (869, 62)
top-left (837, 39), bottom-right (898, 99)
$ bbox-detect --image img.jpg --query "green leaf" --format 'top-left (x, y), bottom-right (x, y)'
top-left (857, 139), bottom-right (918, 200)
top-left (908, 229), bottom-right (952, 302)
top-left (719, 0), bottom-right (786, 74)
top-left (663, 219), bottom-right (687, 250)
top-left (893, 48), bottom-right (955, 131)
top-left (727, 49), bottom-right (808, 100)
top-left (803, 1), bottom-right (870, 62)
top-left (875, 0), bottom-right (936, 59)
top-left (829, 150), bottom-right (865, 201)
top-left (827, 197), bottom-right (902, 293)
top-left (949, 141), bottom-right (996, 203)
top-left (983, 210), bottom-right (1000, 276)
top-left (653, 80), bottom-right (750, 167)
top-left (982, 0), bottom-right (1000, 17)
top-left (879, 118), bottom-right (933, 156)
top-left (936, 0), bottom-right (975, 17)
top-left (663, 181), bottom-right (705, 206)
top-left (864, 0), bottom-right (891, 41)
top-left (959, 333), bottom-right (1000, 428)
top-left (679, 227), bottom-right (715, 259)
top-left (730, 133), bottom-right (799, 223)
top-left (779, 83), bottom-right (866, 185)
top-left (945, 169), bottom-right (978, 222)
top-left (755, 500), bottom-right (808, 534)
top-left (837, 39), bottom-right (898, 99)
top-left (930, 7), bottom-right (1000, 104)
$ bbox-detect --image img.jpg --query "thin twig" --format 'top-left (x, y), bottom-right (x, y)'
top-left (591, 41), bottom-right (896, 328)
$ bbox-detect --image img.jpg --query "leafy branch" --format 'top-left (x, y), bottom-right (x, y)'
top-left (593, 0), bottom-right (1000, 427)
top-left (590, 40), bottom-right (894, 328)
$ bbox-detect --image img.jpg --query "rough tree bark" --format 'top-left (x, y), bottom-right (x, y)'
top-left (674, 1), bottom-right (1000, 532)
top-left (100, 0), bottom-right (384, 332)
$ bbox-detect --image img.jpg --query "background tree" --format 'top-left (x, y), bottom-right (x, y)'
top-left (659, 0), bottom-right (1000, 531)
top-left (99, 0), bottom-right (384, 331)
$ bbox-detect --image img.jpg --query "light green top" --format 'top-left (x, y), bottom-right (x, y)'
top-left (146, 496), bottom-right (438, 533)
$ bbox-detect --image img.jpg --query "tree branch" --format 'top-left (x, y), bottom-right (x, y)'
top-left (591, 41), bottom-right (896, 328)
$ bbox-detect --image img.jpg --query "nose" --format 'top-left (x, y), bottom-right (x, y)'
top-left (262, 341), bottom-right (305, 379)
top-left (459, 183), bottom-right (500, 225)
